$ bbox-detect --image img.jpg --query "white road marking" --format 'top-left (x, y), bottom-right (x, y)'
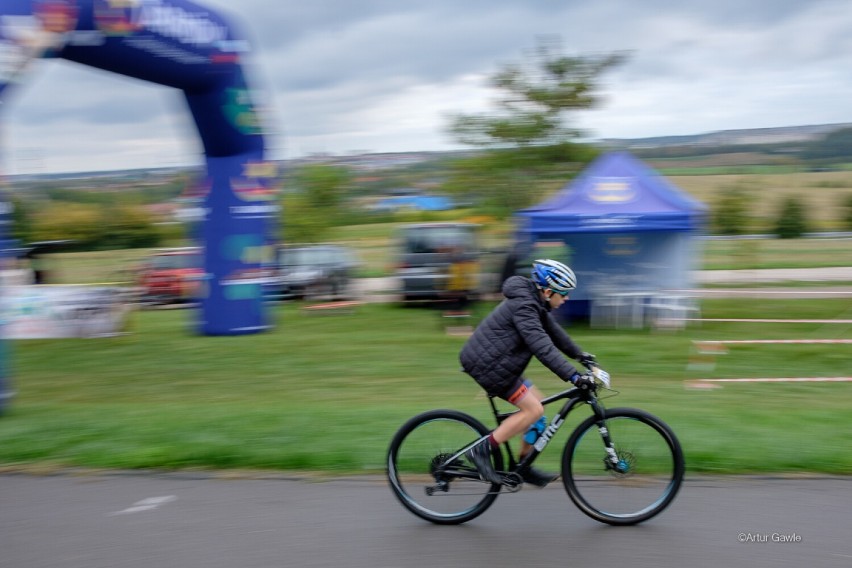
top-left (109, 495), bottom-right (177, 516)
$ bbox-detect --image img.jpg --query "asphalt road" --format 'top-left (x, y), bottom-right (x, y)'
top-left (3, 473), bottom-right (850, 568)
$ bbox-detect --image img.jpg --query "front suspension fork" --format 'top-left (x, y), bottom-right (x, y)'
top-left (591, 400), bottom-right (624, 471)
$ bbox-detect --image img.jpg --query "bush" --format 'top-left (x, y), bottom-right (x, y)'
top-left (31, 202), bottom-right (103, 250)
top-left (842, 194), bottom-right (852, 231)
top-left (100, 204), bottom-right (163, 249)
top-left (773, 197), bottom-right (809, 239)
top-left (711, 184), bottom-right (754, 235)
top-left (30, 201), bottom-right (164, 251)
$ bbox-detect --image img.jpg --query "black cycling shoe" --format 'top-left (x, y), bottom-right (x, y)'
top-left (466, 440), bottom-right (502, 485)
top-left (520, 466), bottom-right (559, 487)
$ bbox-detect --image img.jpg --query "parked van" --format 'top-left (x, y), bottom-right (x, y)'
top-left (395, 223), bottom-right (480, 301)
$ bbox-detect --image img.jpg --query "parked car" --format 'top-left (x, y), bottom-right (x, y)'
top-left (137, 248), bottom-right (203, 304)
top-left (270, 244), bottom-right (359, 300)
top-left (394, 223), bottom-right (480, 301)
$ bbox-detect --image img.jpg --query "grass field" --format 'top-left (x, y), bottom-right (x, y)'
top-left (700, 237), bottom-right (852, 270)
top-left (669, 170), bottom-right (852, 232)
top-left (7, 167), bottom-right (851, 477)
top-left (1, 298), bottom-right (850, 475)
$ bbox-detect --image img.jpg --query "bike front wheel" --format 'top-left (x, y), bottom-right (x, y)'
top-left (387, 409), bottom-right (503, 525)
top-left (562, 408), bottom-right (684, 526)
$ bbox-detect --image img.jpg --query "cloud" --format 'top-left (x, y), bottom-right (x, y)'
top-left (2, 0), bottom-right (851, 174)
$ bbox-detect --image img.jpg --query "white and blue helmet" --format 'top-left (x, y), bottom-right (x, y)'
top-left (531, 259), bottom-right (577, 293)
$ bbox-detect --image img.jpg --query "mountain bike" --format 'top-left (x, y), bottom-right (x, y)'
top-left (386, 365), bottom-right (684, 526)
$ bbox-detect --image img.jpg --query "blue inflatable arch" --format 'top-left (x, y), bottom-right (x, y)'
top-left (0, 0), bottom-right (278, 336)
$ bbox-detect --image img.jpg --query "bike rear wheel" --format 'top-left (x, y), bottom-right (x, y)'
top-left (387, 409), bottom-right (503, 525)
top-left (562, 408), bottom-right (684, 526)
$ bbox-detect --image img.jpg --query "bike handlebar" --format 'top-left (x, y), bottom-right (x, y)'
top-left (580, 361), bottom-right (611, 390)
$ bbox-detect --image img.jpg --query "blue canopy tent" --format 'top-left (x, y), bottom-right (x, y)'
top-left (514, 151), bottom-right (707, 324)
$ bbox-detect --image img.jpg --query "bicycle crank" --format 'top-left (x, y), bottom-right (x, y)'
top-left (500, 472), bottom-right (523, 492)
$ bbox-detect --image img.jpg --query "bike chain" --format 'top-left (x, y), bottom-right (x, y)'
top-left (424, 471), bottom-right (525, 497)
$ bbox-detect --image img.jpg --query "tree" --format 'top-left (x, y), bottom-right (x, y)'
top-left (449, 37), bottom-right (627, 149)
top-left (292, 163), bottom-right (351, 213)
top-left (281, 163), bottom-right (352, 243)
top-left (280, 193), bottom-right (328, 245)
top-left (440, 152), bottom-right (544, 218)
top-left (442, 37), bottom-right (625, 218)
top-left (100, 203), bottom-right (162, 249)
top-left (800, 127), bottom-right (852, 162)
top-left (9, 196), bottom-right (33, 243)
top-left (30, 202), bottom-right (101, 249)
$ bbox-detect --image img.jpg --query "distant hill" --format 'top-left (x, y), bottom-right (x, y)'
top-left (9, 123), bottom-right (852, 183)
top-left (601, 123), bottom-right (852, 150)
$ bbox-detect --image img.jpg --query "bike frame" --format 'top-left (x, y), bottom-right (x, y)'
top-left (489, 385), bottom-right (620, 473)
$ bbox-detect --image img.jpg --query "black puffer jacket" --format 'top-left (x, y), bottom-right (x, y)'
top-left (460, 275), bottom-right (583, 395)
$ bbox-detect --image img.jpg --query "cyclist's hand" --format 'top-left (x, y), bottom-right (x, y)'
top-left (571, 372), bottom-right (596, 391)
top-left (579, 352), bottom-right (596, 368)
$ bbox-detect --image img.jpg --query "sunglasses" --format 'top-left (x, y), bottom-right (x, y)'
top-left (549, 289), bottom-right (570, 297)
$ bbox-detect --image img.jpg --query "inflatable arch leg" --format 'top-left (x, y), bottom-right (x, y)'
top-left (0, 0), bottom-right (278, 337)
top-left (0, 0), bottom-right (279, 413)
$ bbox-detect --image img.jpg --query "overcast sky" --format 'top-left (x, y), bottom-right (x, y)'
top-left (3, 0), bottom-right (852, 175)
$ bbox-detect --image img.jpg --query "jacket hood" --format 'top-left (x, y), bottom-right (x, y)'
top-left (502, 275), bottom-right (549, 310)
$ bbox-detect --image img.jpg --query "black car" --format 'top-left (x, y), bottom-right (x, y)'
top-left (269, 245), bottom-right (359, 300)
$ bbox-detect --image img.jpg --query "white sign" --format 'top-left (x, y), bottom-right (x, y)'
top-left (1, 285), bottom-right (130, 339)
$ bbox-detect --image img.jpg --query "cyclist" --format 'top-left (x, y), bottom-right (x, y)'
top-left (460, 258), bottom-right (596, 486)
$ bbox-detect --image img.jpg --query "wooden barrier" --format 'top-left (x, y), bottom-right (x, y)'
top-left (301, 301), bottom-right (362, 315)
